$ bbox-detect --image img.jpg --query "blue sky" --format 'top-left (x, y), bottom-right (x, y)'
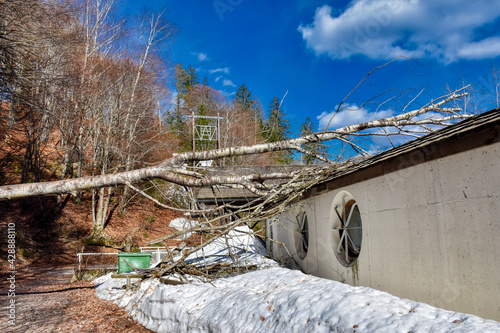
top-left (122, 0), bottom-right (500, 141)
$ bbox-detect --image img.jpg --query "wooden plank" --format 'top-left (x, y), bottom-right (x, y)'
top-left (111, 273), bottom-right (143, 278)
top-left (159, 277), bottom-right (186, 285)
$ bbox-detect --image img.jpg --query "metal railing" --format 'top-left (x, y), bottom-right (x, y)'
top-left (139, 246), bottom-right (196, 266)
top-left (76, 246), bottom-right (196, 272)
top-left (139, 247), bottom-right (170, 266)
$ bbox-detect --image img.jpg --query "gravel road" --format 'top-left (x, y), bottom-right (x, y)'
top-left (0, 266), bottom-right (152, 332)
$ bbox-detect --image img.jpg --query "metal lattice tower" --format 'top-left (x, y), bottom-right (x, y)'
top-left (191, 113), bottom-right (223, 167)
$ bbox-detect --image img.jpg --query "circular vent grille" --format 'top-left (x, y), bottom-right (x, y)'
top-left (330, 191), bottom-right (362, 267)
top-left (295, 210), bottom-right (309, 259)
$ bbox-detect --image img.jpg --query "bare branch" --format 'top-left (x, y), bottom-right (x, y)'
top-left (0, 87), bottom-right (470, 200)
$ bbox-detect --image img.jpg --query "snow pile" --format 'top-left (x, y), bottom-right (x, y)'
top-left (94, 273), bottom-right (160, 311)
top-left (185, 225), bottom-right (278, 269)
top-left (95, 268), bottom-right (500, 333)
top-left (169, 217), bottom-right (199, 239)
top-left (163, 183), bottom-right (190, 209)
top-left (94, 226), bottom-right (500, 332)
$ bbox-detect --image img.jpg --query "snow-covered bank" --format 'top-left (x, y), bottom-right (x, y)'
top-left (94, 226), bottom-right (500, 332)
top-left (95, 267), bottom-right (500, 332)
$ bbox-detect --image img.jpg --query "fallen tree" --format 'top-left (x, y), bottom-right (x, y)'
top-left (0, 84), bottom-right (472, 278)
top-left (0, 49), bottom-right (474, 276)
top-left (0, 87), bottom-right (469, 200)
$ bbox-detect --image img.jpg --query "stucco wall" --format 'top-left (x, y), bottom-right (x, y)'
top-left (268, 140), bottom-right (500, 321)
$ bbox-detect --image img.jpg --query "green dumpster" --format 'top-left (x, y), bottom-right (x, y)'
top-left (117, 252), bottom-right (152, 274)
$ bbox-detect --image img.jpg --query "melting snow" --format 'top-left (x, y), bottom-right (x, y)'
top-left (184, 226), bottom-right (277, 269)
top-left (168, 217), bottom-right (200, 239)
top-left (94, 226), bottom-right (500, 332)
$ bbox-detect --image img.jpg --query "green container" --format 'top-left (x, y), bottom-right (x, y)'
top-left (117, 252), bottom-right (152, 274)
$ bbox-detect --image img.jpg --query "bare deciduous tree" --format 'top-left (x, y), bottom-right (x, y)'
top-left (0, 0), bottom-right (177, 241)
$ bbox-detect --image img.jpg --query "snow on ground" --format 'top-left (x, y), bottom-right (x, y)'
top-left (94, 227), bottom-right (500, 333)
top-left (184, 225), bottom-right (277, 269)
top-left (169, 217), bottom-right (199, 239)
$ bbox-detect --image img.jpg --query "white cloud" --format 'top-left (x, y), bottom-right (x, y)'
top-left (218, 89), bottom-right (236, 97)
top-left (457, 37), bottom-right (500, 60)
top-left (223, 79), bottom-right (236, 87)
top-left (299, 1), bottom-right (500, 63)
top-left (191, 52), bottom-right (209, 62)
top-left (317, 104), bottom-right (394, 130)
top-left (209, 67), bottom-right (230, 74)
top-left (198, 53), bottom-right (208, 61)
top-left (215, 76), bottom-right (223, 82)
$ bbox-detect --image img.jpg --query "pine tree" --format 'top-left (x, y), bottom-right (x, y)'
top-left (233, 83), bottom-right (265, 141)
top-left (164, 108), bottom-right (185, 135)
top-left (174, 64), bottom-right (187, 114)
top-left (300, 117), bottom-right (327, 164)
top-left (234, 83), bottom-right (254, 111)
top-left (264, 96), bottom-right (292, 164)
top-left (265, 96), bottom-right (290, 142)
top-left (175, 64), bottom-right (199, 97)
top-left (202, 76), bottom-right (208, 86)
top-left (184, 65), bottom-right (199, 89)
top-left (172, 64), bottom-right (201, 152)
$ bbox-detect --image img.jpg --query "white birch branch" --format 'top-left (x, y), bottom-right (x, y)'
top-left (0, 88), bottom-right (470, 200)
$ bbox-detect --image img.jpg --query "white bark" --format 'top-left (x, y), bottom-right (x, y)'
top-left (0, 88), bottom-right (470, 200)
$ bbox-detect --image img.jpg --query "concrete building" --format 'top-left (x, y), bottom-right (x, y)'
top-left (266, 109), bottom-right (500, 321)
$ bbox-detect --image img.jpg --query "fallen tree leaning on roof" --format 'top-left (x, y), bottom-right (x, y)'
top-left (0, 72), bottom-right (471, 278)
top-left (0, 87), bottom-right (469, 200)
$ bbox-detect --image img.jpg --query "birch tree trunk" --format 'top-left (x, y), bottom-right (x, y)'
top-left (0, 88), bottom-right (470, 200)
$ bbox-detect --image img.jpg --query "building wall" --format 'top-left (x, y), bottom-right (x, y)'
top-left (268, 140), bottom-right (500, 321)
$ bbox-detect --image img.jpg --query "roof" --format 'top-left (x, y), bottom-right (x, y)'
top-left (194, 109), bottom-right (500, 204)
top-left (195, 165), bottom-right (306, 204)
top-left (305, 108), bottom-right (500, 198)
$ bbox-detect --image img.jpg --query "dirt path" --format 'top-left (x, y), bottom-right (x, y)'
top-left (0, 266), bottom-right (153, 332)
